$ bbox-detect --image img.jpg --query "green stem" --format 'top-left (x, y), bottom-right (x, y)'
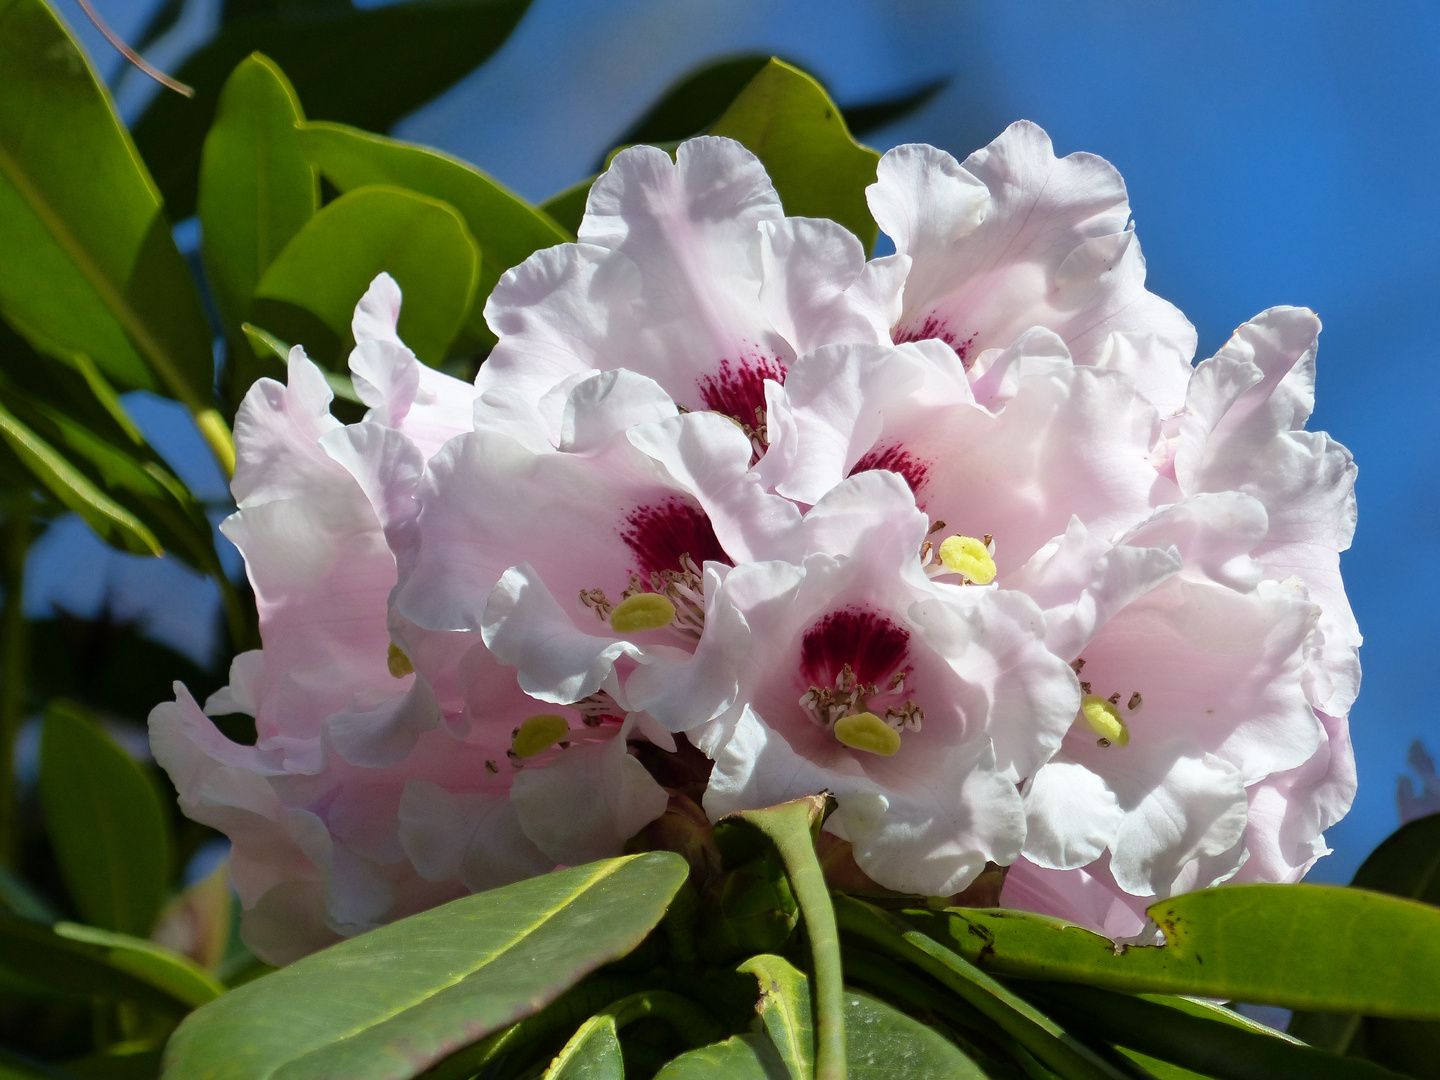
top-left (740, 796), bottom-right (846, 1080)
top-left (601, 990), bottom-right (724, 1045)
top-left (0, 510), bottom-right (29, 868)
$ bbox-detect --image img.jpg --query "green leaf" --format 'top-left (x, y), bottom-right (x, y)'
top-left (249, 184), bottom-right (479, 367)
top-left (613, 54), bottom-right (773, 154)
top-left (39, 702), bottom-right (172, 935)
top-left (0, 0), bottom-right (215, 414)
top-left (841, 79), bottom-right (949, 138)
top-left (710, 59), bottom-right (881, 249)
top-left (0, 910), bottom-right (220, 1012)
top-left (162, 853), bottom-right (689, 1080)
top-left (298, 121), bottom-right (571, 348)
top-left (0, 396), bottom-right (160, 556)
top-left (653, 1034), bottom-right (789, 1080)
top-left (836, 896), bottom-right (1130, 1080)
top-left (901, 884), bottom-right (1440, 1018)
top-left (844, 989), bottom-right (988, 1080)
top-left (133, 0), bottom-right (533, 220)
top-left (1028, 984), bottom-right (1406, 1080)
top-left (738, 955), bottom-right (812, 1080)
top-left (1351, 811), bottom-right (1440, 904)
top-left (543, 1014), bottom-right (624, 1080)
top-left (198, 53), bottom-right (317, 336)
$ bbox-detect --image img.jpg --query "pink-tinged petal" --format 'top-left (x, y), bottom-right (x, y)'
top-left (757, 217), bottom-right (907, 354)
top-left (510, 719), bottom-right (669, 865)
top-left (871, 123), bottom-right (1195, 381)
top-left (323, 677), bottom-right (441, 769)
top-left (351, 272), bottom-right (404, 347)
top-left (1022, 758), bottom-right (1124, 870)
top-left (1118, 492), bottom-right (1268, 593)
top-left (398, 781), bottom-right (551, 892)
top-left (1233, 710), bottom-right (1356, 884)
top-left (1000, 856), bottom-right (1151, 941)
top-left (1008, 516), bottom-right (1181, 662)
top-left (481, 564), bottom-right (646, 705)
top-left (628, 410), bottom-right (804, 564)
top-left (204, 650), bottom-right (265, 717)
top-left (560, 369), bottom-right (678, 454)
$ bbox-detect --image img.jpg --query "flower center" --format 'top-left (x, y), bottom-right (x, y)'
top-left (920, 521), bottom-right (997, 584)
top-left (1071, 659), bottom-right (1142, 748)
top-left (893, 313), bottom-right (978, 368)
top-left (798, 609), bottom-right (923, 753)
top-left (697, 356), bottom-right (787, 459)
top-left (850, 444), bottom-right (931, 495)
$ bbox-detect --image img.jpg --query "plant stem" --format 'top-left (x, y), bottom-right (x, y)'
top-left (0, 510), bottom-right (29, 868)
top-left (740, 796), bottom-right (846, 1080)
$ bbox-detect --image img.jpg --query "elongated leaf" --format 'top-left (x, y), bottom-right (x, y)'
top-left (1290, 815), bottom-right (1440, 1064)
top-left (739, 955), bottom-right (812, 1080)
top-left (199, 53), bottom-right (317, 335)
top-left (612, 54), bottom-right (773, 157)
top-left (654, 1034), bottom-right (788, 1080)
top-left (844, 989), bottom-right (987, 1080)
top-left (842, 78), bottom-right (949, 138)
top-left (837, 896), bottom-right (1129, 1080)
top-left (710, 59), bottom-right (881, 249)
top-left (134, 0), bottom-right (532, 220)
top-left (249, 184), bottom-right (479, 367)
top-left (39, 702), bottom-right (171, 935)
top-left (0, 911), bottom-right (219, 1012)
top-left (543, 1014), bottom-right (623, 1080)
top-left (299, 121), bottom-right (571, 348)
top-left (1351, 811), bottom-right (1440, 904)
top-left (162, 853), bottom-right (688, 1080)
top-left (0, 397), bottom-right (159, 556)
top-left (902, 884), bottom-right (1440, 1018)
top-left (0, 0), bottom-right (214, 413)
top-left (1029, 984), bottom-right (1405, 1080)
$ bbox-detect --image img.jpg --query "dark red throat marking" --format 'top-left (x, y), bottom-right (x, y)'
top-left (894, 314), bottom-right (978, 367)
top-left (850, 444), bottom-right (931, 496)
top-left (697, 356), bottom-right (787, 421)
top-left (801, 609), bottom-right (911, 689)
top-left (622, 499), bottom-right (730, 578)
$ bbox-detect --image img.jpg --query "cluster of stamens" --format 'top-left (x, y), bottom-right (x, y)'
top-left (1071, 658), bottom-right (1143, 748)
top-left (579, 551), bottom-right (706, 639)
top-left (920, 520), bottom-right (997, 585)
top-left (800, 664), bottom-right (925, 739)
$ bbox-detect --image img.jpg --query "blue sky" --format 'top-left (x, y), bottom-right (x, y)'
top-left (45, 0), bottom-right (1440, 882)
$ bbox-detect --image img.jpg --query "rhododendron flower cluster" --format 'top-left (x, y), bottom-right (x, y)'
top-left (152, 122), bottom-right (1358, 962)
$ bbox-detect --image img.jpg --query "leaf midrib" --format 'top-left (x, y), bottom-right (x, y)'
top-left (267, 855), bottom-right (638, 1077)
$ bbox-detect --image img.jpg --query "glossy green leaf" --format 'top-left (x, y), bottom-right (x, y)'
top-left (903, 883), bottom-right (1440, 1018)
top-left (1290, 815), bottom-right (1440, 1063)
top-left (299, 121), bottom-right (571, 347)
top-left (844, 989), bottom-right (988, 1080)
top-left (199, 53), bottom-right (317, 335)
top-left (837, 896), bottom-right (1130, 1080)
top-left (654, 1034), bottom-right (788, 1080)
top-left (1028, 984), bottom-right (1405, 1080)
top-left (0, 0), bottom-right (214, 413)
top-left (162, 853), bottom-right (688, 1080)
top-left (543, 1014), bottom-right (623, 1080)
top-left (613, 54), bottom-right (773, 155)
top-left (249, 185), bottom-right (479, 367)
top-left (0, 396), bottom-right (160, 556)
top-left (739, 954), bottom-right (812, 1080)
top-left (0, 910), bottom-right (220, 1012)
top-left (133, 0), bottom-right (532, 220)
top-left (710, 59), bottom-right (881, 249)
top-left (1351, 811), bottom-right (1440, 904)
top-left (39, 702), bottom-right (171, 935)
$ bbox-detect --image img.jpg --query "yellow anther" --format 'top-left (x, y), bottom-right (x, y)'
top-left (610, 592), bottom-right (677, 633)
top-left (939, 535), bottom-right (996, 584)
top-left (833, 712), bottom-right (902, 756)
top-left (387, 642), bottom-right (414, 678)
top-left (1079, 695), bottom-right (1130, 747)
top-left (512, 714), bottom-right (569, 758)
